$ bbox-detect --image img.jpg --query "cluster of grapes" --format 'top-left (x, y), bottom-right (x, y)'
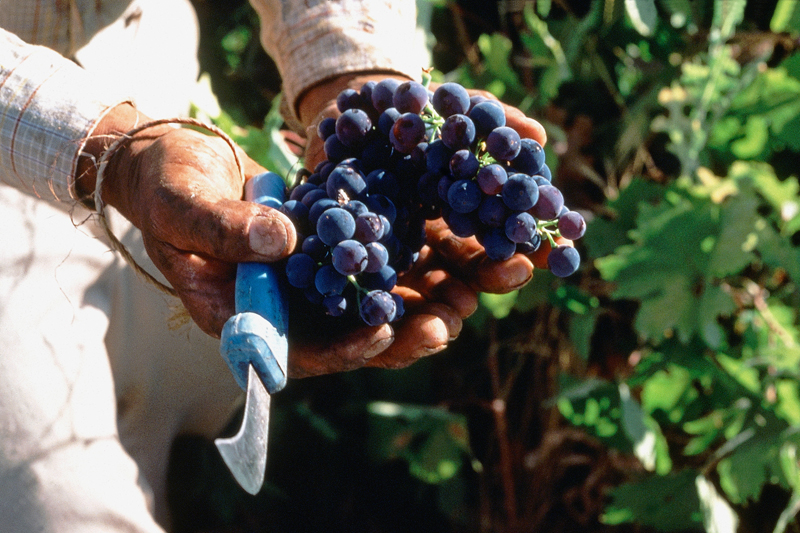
top-left (280, 76), bottom-right (586, 326)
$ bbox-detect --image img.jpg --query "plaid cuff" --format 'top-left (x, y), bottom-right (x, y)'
top-left (0, 29), bottom-right (125, 202)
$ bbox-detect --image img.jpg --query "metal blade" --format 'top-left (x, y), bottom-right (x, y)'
top-left (214, 364), bottom-right (271, 495)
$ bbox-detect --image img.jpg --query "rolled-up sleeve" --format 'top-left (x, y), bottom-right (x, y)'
top-left (250, 0), bottom-right (423, 123)
top-left (0, 29), bottom-right (126, 201)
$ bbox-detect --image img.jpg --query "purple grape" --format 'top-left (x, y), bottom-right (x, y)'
top-left (391, 112), bottom-right (426, 153)
top-left (326, 164), bottom-right (367, 200)
top-left (447, 179), bottom-right (482, 214)
top-left (365, 242), bottom-right (389, 272)
top-left (482, 228), bottom-right (517, 261)
top-left (502, 174), bottom-right (539, 211)
top-left (437, 174), bottom-right (455, 202)
top-left (359, 290), bottom-right (397, 326)
top-left (302, 234), bottom-right (328, 262)
top-left (393, 80), bottom-right (429, 114)
top-left (426, 140), bottom-right (454, 173)
top-left (371, 78), bottom-right (402, 113)
top-left (469, 100), bottom-right (506, 136)
top-left (301, 188), bottom-right (329, 209)
top-left (558, 211), bottom-right (587, 240)
top-left (335, 108), bottom-right (372, 148)
top-left (441, 114), bottom-right (476, 150)
top-left (516, 232), bottom-right (542, 254)
top-left (512, 138), bottom-right (545, 175)
top-left (316, 117), bottom-right (337, 140)
top-left (476, 164), bottom-right (508, 195)
top-left (444, 210), bottom-right (478, 238)
top-left (336, 88), bottom-right (362, 112)
top-left (504, 212), bottom-right (537, 243)
top-left (316, 207), bottom-right (356, 246)
top-left (360, 265), bottom-right (397, 291)
top-left (449, 149), bottom-right (480, 179)
top-left (486, 126), bottom-right (521, 161)
top-left (365, 169), bottom-right (399, 198)
top-left (378, 107), bottom-right (401, 136)
top-left (354, 212), bottom-right (385, 243)
top-left (538, 164), bottom-right (552, 182)
top-left (324, 134), bottom-right (355, 162)
top-left (285, 253), bottom-right (317, 288)
top-left (530, 184), bottom-right (564, 220)
top-left (432, 82), bottom-right (471, 117)
top-left (289, 182), bottom-right (318, 202)
top-left (332, 239), bottom-right (368, 275)
top-left (315, 264), bottom-right (348, 296)
top-left (343, 199), bottom-right (369, 218)
top-left (547, 245), bottom-right (581, 277)
top-left (478, 195), bottom-right (509, 228)
top-left (308, 198), bottom-right (339, 227)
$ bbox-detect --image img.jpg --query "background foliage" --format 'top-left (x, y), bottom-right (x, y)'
top-left (171, 1), bottom-right (800, 532)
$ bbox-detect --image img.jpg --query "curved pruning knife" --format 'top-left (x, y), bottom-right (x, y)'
top-left (216, 171), bottom-right (289, 495)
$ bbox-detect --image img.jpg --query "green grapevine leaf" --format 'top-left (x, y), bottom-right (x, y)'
top-left (625, 0), bottom-right (658, 36)
top-left (602, 469), bottom-right (703, 530)
top-left (771, 0), bottom-right (800, 33)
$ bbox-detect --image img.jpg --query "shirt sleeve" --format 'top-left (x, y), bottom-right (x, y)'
top-left (0, 28), bottom-right (127, 202)
top-left (249, 0), bottom-right (424, 125)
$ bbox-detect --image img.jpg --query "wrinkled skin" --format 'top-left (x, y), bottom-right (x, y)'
top-left (81, 73), bottom-right (547, 378)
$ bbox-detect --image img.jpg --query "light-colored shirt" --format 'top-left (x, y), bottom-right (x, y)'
top-left (0, 0), bottom-right (420, 202)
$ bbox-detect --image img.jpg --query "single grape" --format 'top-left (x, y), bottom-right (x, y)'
top-left (557, 211), bottom-right (587, 240)
top-left (437, 174), bottom-right (455, 203)
top-left (476, 164), bottom-right (508, 195)
top-left (482, 228), bottom-right (517, 261)
top-left (444, 210), bottom-right (478, 238)
top-left (316, 117), bottom-right (337, 140)
top-left (431, 82), bottom-right (471, 117)
top-left (359, 290), bottom-right (397, 326)
top-left (530, 184), bottom-right (564, 221)
top-left (478, 195), bottom-right (510, 228)
top-left (486, 126), bottom-right (521, 161)
top-left (354, 212), bottom-right (385, 243)
top-left (449, 149), bottom-right (480, 180)
top-left (332, 239), bottom-right (368, 275)
top-left (391, 112), bottom-right (426, 153)
top-left (314, 264), bottom-right (348, 296)
top-left (301, 234), bottom-right (328, 262)
top-left (377, 107), bottom-right (401, 136)
top-left (501, 174), bottom-right (539, 211)
top-left (441, 114), bottom-right (476, 150)
top-left (392, 80), bottom-right (428, 114)
top-left (371, 78), bottom-right (402, 113)
top-left (547, 245), bottom-right (581, 277)
top-left (336, 88), bottom-right (362, 112)
top-left (343, 199), bottom-right (369, 218)
top-left (504, 211), bottom-right (537, 243)
top-left (365, 242), bottom-right (389, 273)
top-left (301, 188), bottom-right (329, 209)
top-left (447, 179), bottom-right (482, 214)
top-left (335, 108), bottom-right (372, 148)
top-left (316, 207), bottom-right (356, 246)
top-left (326, 164), bottom-right (367, 200)
top-left (285, 253), bottom-right (317, 289)
top-left (425, 140), bottom-right (454, 173)
top-left (512, 138), bottom-right (545, 175)
top-left (365, 168), bottom-right (400, 198)
top-left (469, 100), bottom-right (506, 136)
top-left (324, 134), bottom-right (355, 162)
top-left (360, 264), bottom-right (398, 292)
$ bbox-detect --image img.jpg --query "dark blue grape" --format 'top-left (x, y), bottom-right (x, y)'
top-left (302, 234), bottom-right (328, 262)
top-left (469, 100), bottom-right (506, 136)
top-left (316, 117), bottom-right (337, 140)
top-left (417, 170), bottom-right (443, 206)
top-left (512, 138), bottom-right (545, 175)
top-left (447, 179), bottom-right (482, 214)
top-left (285, 253), bottom-right (317, 288)
top-left (314, 264), bottom-right (348, 296)
top-left (378, 107), bottom-right (401, 136)
top-left (316, 207), bottom-right (356, 246)
top-left (504, 212), bottom-right (537, 243)
top-left (437, 174), bottom-right (455, 202)
top-left (432, 82), bottom-right (471, 117)
top-left (336, 88), bottom-right (362, 112)
top-left (391, 112), bottom-right (426, 153)
top-left (332, 239), bottom-right (368, 275)
top-left (343, 199), bottom-right (369, 217)
top-left (449, 149), bottom-right (480, 179)
top-left (391, 292), bottom-right (405, 320)
top-left (289, 182), bottom-right (318, 202)
top-left (300, 188), bottom-right (329, 209)
top-left (558, 211), bottom-right (587, 240)
top-left (365, 169), bottom-right (399, 198)
top-left (393, 80), bottom-right (428, 114)
top-left (335, 109), bottom-right (372, 148)
top-left (444, 210), bottom-right (478, 238)
top-left (476, 164), bottom-right (507, 195)
top-left (326, 164), bottom-right (367, 200)
top-left (441, 114), bottom-right (476, 150)
top-left (365, 242), bottom-right (389, 273)
top-left (324, 134), bottom-right (355, 162)
top-left (354, 212), bottom-right (385, 243)
top-left (486, 126), bottom-right (521, 161)
top-left (359, 290), bottom-right (397, 326)
top-left (547, 245), bottom-right (581, 277)
top-left (308, 198), bottom-right (339, 227)
top-left (279, 199), bottom-right (310, 227)
top-left (426, 140), bottom-right (454, 173)
top-left (371, 78), bottom-right (402, 113)
top-left (530, 184), bottom-right (564, 220)
top-left (482, 228), bottom-right (517, 261)
top-left (538, 164), bottom-right (552, 182)
top-left (502, 174), bottom-right (539, 211)
top-left (477, 195), bottom-right (509, 228)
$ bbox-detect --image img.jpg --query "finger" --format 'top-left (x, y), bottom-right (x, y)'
top-left (288, 324), bottom-right (394, 378)
top-left (502, 104), bottom-right (547, 146)
top-left (398, 247), bottom-right (478, 318)
top-left (364, 312), bottom-right (451, 369)
top-left (424, 218), bottom-right (534, 293)
top-left (142, 236), bottom-right (238, 337)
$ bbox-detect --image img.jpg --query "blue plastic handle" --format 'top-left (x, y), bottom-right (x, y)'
top-left (219, 172), bottom-right (289, 393)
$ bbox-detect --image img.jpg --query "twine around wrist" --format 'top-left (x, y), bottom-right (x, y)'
top-left (93, 117), bottom-right (245, 297)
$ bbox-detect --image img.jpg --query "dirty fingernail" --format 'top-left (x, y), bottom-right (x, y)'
top-left (249, 213), bottom-right (293, 258)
